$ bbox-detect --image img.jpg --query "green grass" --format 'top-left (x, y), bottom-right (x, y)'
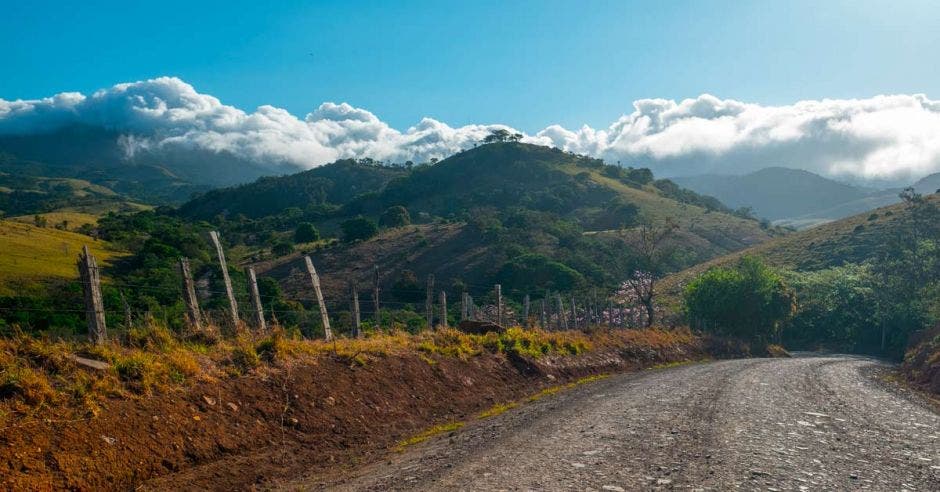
top-left (0, 220), bottom-right (124, 294)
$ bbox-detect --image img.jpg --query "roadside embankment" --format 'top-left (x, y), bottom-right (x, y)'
top-left (0, 326), bottom-right (743, 490)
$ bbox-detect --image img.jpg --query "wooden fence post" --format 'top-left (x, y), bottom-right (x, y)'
top-left (570, 295), bottom-right (577, 329)
top-left (460, 292), bottom-right (468, 321)
top-left (539, 299), bottom-right (546, 329)
top-left (303, 256), bottom-right (333, 340)
top-left (556, 293), bottom-right (568, 330)
top-left (425, 274), bottom-right (435, 329)
top-left (495, 284), bottom-right (502, 327)
top-left (179, 257), bottom-right (202, 332)
top-left (523, 294), bottom-right (530, 328)
top-left (351, 284), bottom-right (361, 338)
top-left (607, 298), bottom-right (613, 328)
top-left (246, 266), bottom-right (266, 333)
top-left (372, 265), bottom-right (381, 330)
top-left (208, 231), bottom-right (239, 329)
top-left (78, 245), bottom-right (107, 344)
top-left (439, 291), bottom-right (448, 329)
top-left (120, 290), bottom-right (132, 329)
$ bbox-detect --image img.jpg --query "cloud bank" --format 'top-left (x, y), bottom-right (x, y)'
top-left (3, 76), bottom-right (940, 182)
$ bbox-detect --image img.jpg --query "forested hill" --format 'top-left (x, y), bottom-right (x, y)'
top-left (178, 159), bottom-right (409, 220)
top-left (176, 142), bottom-right (779, 300)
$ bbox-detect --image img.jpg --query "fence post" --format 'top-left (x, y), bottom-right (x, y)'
top-left (439, 291), bottom-right (448, 328)
top-left (77, 245), bottom-right (107, 344)
top-left (246, 266), bottom-right (266, 333)
top-left (208, 231), bottom-right (239, 330)
top-left (425, 274), bottom-right (435, 329)
top-left (556, 293), bottom-right (568, 330)
top-left (303, 256), bottom-right (333, 340)
top-left (607, 298), bottom-right (613, 328)
top-left (523, 294), bottom-right (530, 328)
top-left (539, 299), bottom-right (546, 329)
top-left (460, 292), bottom-right (468, 321)
top-left (495, 284), bottom-right (502, 326)
top-left (570, 295), bottom-right (577, 329)
top-left (120, 290), bottom-right (132, 329)
top-left (179, 257), bottom-right (202, 332)
top-left (372, 265), bottom-right (381, 330)
top-left (351, 284), bottom-right (361, 338)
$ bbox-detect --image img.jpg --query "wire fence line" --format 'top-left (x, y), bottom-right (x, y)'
top-left (2, 231), bottom-right (654, 344)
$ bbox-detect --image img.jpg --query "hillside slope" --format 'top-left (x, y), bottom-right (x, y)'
top-left (237, 143), bottom-right (776, 298)
top-left (658, 192), bottom-right (940, 303)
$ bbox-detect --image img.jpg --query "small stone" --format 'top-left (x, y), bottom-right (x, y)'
top-left (101, 435), bottom-right (116, 445)
top-left (849, 474), bottom-right (858, 479)
top-left (202, 395), bottom-right (216, 406)
top-left (656, 478), bottom-right (672, 485)
top-left (602, 486), bottom-right (625, 492)
top-left (227, 402), bottom-right (239, 412)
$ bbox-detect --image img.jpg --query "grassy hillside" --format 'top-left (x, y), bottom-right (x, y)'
top-left (0, 220), bottom-right (124, 295)
top-left (659, 192), bottom-right (940, 305)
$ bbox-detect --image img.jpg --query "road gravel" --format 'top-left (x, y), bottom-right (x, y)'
top-left (297, 356), bottom-right (940, 491)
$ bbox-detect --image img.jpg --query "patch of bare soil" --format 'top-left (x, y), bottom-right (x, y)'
top-left (0, 336), bottom-right (711, 491)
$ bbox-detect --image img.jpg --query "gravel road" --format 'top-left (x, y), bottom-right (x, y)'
top-left (298, 356), bottom-right (940, 491)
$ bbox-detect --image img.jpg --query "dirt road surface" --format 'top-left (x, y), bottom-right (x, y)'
top-left (292, 356), bottom-right (940, 491)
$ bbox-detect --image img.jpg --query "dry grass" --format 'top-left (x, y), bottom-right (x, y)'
top-left (0, 323), bottom-right (694, 425)
top-left (477, 402), bottom-right (518, 418)
top-left (395, 421), bottom-right (465, 451)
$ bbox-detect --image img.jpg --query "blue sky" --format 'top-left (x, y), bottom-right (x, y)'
top-left (3, 0), bottom-right (940, 132)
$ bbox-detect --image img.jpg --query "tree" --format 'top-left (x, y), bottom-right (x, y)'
top-left (684, 256), bottom-right (795, 342)
top-left (341, 216), bottom-right (379, 242)
top-left (482, 129), bottom-right (524, 144)
top-left (294, 222), bottom-right (320, 243)
top-left (271, 241), bottom-right (293, 256)
top-left (379, 205), bottom-right (411, 228)
top-left (622, 220), bottom-right (678, 326)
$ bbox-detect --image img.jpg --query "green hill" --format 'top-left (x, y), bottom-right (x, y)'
top-left (191, 143), bottom-right (778, 298)
top-left (659, 191), bottom-right (940, 305)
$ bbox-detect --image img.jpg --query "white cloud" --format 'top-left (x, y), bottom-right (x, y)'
top-left (2, 77), bottom-right (940, 182)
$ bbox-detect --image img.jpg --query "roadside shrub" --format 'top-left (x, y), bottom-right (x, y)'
top-left (114, 353), bottom-right (159, 393)
top-left (230, 339), bottom-right (260, 374)
top-left (0, 363), bottom-right (56, 406)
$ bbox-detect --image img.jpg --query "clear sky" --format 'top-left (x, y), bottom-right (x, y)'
top-left (3, 0), bottom-right (939, 132)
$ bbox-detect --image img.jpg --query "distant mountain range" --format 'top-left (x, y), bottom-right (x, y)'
top-left (673, 167), bottom-right (938, 229)
top-left (0, 124), bottom-right (301, 205)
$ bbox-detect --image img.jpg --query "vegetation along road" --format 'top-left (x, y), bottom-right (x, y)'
top-left (301, 356), bottom-right (940, 491)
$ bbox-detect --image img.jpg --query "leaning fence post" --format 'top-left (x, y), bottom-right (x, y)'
top-left (303, 256), bottom-right (333, 340)
top-left (246, 266), bottom-right (266, 333)
top-left (208, 231), bottom-right (239, 330)
top-left (425, 274), bottom-right (435, 329)
top-left (523, 294), bottom-right (530, 328)
top-left (556, 293), bottom-right (568, 330)
top-left (439, 290), bottom-right (448, 329)
top-left (570, 295), bottom-right (577, 329)
top-left (77, 245), bottom-right (107, 344)
top-left (179, 257), bottom-right (202, 332)
top-left (372, 265), bottom-right (381, 330)
top-left (351, 283), bottom-right (361, 338)
top-left (495, 284), bottom-right (502, 326)
top-left (120, 290), bottom-right (132, 329)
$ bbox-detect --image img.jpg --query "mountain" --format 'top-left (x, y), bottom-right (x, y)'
top-left (673, 167), bottom-right (899, 228)
top-left (0, 124), bottom-right (302, 205)
top-left (182, 143), bottom-right (779, 298)
top-left (914, 172), bottom-right (940, 195)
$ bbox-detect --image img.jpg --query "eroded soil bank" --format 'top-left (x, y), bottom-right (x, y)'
top-left (1, 332), bottom-right (720, 491)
